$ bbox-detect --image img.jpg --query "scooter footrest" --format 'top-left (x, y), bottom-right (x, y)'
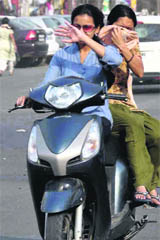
top-left (123, 215), bottom-right (148, 240)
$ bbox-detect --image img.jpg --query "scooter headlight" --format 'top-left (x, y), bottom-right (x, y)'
top-left (81, 120), bottom-right (101, 161)
top-left (28, 126), bottom-right (38, 163)
top-left (45, 83), bottom-right (82, 109)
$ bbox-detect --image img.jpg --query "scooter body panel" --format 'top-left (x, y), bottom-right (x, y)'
top-left (27, 114), bottom-right (112, 240)
top-left (38, 113), bottom-right (93, 154)
top-left (33, 113), bottom-right (97, 176)
top-left (105, 159), bottom-right (129, 215)
top-left (29, 76), bottom-right (104, 108)
top-left (23, 77), bottom-right (139, 240)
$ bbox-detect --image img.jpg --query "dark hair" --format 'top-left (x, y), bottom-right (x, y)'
top-left (2, 17), bottom-right (9, 25)
top-left (71, 4), bottom-right (104, 29)
top-left (107, 4), bottom-right (137, 27)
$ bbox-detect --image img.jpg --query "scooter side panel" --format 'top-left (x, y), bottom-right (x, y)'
top-left (104, 134), bottom-right (129, 215)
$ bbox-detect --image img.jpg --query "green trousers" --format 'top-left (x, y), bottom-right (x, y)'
top-left (109, 104), bottom-right (160, 191)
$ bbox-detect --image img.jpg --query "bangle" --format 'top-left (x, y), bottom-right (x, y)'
top-left (126, 54), bottom-right (134, 64)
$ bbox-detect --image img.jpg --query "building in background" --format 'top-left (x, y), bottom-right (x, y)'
top-left (0, 0), bottom-right (160, 16)
top-left (0, 0), bottom-right (31, 15)
top-left (11, 0), bottom-right (19, 15)
top-left (110, 0), bottom-right (160, 14)
top-left (54, 0), bottom-right (160, 15)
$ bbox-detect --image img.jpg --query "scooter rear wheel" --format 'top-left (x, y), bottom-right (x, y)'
top-left (46, 213), bottom-right (73, 240)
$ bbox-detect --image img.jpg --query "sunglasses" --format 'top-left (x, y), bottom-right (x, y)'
top-left (73, 24), bottom-right (95, 32)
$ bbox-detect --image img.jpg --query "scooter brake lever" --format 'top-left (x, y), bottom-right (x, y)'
top-left (8, 105), bottom-right (26, 113)
top-left (8, 98), bottom-right (32, 113)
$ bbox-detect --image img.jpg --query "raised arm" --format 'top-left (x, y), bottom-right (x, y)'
top-left (55, 22), bottom-right (122, 66)
top-left (112, 28), bottom-right (144, 77)
top-left (54, 21), bottom-right (106, 57)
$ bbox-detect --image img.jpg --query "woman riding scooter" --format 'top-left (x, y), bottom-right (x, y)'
top-left (16, 4), bottom-right (123, 239)
top-left (16, 4), bottom-right (122, 137)
top-left (99, 4), bottom-right (160, 207)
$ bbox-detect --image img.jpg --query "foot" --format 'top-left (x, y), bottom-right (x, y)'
top-left (150, 190), bottom-right (160, 207)
top-left (134, 186), bottom-right (151, 203)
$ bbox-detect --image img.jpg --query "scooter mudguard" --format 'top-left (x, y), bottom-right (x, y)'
top-left (41, 177), bottom-right (86, 213)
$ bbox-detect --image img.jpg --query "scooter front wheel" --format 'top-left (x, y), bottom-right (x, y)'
top-left (45, 212), bottom-right (74, 240)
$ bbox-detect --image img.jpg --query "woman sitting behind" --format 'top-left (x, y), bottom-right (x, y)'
top-left (99, 4), bottom-right (160, 207)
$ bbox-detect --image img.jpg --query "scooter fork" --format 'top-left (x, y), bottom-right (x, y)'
top-left (74, 202), bottom-right (84, 240)
top-left (44, 212), bottom-right (48, 240)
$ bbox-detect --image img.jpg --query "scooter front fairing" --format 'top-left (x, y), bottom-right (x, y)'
top-left (33, 113), bottom-right (93, 214)
top-left (27, 112), bottom-right (111, 240)
top-left (30, 113), bottom-right (97, 175)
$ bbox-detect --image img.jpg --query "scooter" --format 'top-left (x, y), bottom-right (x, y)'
top-left (9, 76), bottom-right (148, 240)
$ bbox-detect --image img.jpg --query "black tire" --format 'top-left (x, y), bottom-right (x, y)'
top-left (16, 57), bottom-right (35, 68)
top-left (14, 52), bottom-right (20, 67)
top-left (32, 57), bottom-right (44, 66)
top-left (46, 56), bottom-right (52, 64)
top-left (46, 213), bottom-right (73, 240)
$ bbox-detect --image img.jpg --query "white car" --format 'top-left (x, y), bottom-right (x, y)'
top-left (133, 15), bottom-right (160, 90)
top-left (48, 15), bottom-right (71, 48)
top-left (0, 16), bottom-right (16, 20)
top-left (18, 16), bottom-right (59, 58)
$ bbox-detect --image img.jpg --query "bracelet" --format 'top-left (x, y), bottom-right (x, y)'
top-left (126, 54), bottom-right (134, 64)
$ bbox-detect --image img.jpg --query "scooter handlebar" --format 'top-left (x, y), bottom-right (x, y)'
top-left (8, 93), bottom-right (128, 113)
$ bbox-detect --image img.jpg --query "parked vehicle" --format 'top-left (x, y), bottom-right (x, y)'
top-left (50, 14), bottom-right (71, 48)
top-left (52, 14), bottom-right (71, 24)
top-left (0, 17), bottom-right (48, 67)
top-left (0, 15), bottom-right (16, 20)
top-left (9, 77), bottom-right (149, 240)
top-left (22, 15), bottom-right (70, 49)
top-left (133, 16), bottom-right (160, 91)
top-left (18, 16), bottom-right (60, 60)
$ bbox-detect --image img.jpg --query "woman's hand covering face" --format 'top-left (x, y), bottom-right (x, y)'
top-left (54, 21), bottom-right (87, 43)
top-left (99, 25), bottom-right (139, 50)
top-left (98, 25), bottom-right (115, 45)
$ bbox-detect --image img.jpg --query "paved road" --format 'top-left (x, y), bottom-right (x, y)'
top-left (0, 66), bottom-right (160, 240)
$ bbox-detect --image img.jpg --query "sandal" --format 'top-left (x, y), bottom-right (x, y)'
top-left (150, 194), bottom-right (160, 208)
top-left (134, 191), bottom-right (151, 203)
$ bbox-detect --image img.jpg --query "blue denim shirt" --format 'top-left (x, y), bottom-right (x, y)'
top-left (39, 43), bottom-right (122, 125)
